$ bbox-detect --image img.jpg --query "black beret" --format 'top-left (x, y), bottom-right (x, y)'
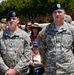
top-left (51, 4), bottom-right (64, 14)
top-left (6, 11), bottom-right (19, 21)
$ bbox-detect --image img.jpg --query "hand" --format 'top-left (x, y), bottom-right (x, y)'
top-left (4, 68), bottom-right (17, 75)
top-left (30, 61), bottom-right (35, 66)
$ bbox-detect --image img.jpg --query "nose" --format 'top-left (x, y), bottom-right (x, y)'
top-left (10, 18), bottom-right (14, 21)
top-left (56, 12), bottom-right (59, 15)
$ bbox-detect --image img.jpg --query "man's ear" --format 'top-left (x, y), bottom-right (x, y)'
top-left (64, 11), bottom-right (66, 14)
top-left (17, 18), bottom-right (20, 23)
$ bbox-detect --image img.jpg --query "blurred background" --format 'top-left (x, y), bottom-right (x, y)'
top-left (0, 0), bottom-right (74, 24)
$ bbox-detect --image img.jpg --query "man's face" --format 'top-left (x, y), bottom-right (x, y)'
top-left (26, 22), bottom-right (32, 30)
top-left (7, 17), bottom-right (20, 31)
top-left (52, 9), bottom-right (66, 22)
top-left (32, 46), bottom-right (39, 54)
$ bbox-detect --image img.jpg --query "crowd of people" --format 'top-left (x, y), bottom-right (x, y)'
top-left (0, 3), bottom-right (74, 75)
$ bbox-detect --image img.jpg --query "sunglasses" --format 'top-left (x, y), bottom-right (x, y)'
top-left (27, 25), bottom-right (32, 26)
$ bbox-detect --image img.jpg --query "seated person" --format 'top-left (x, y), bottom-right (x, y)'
top-left (29, 42), bottom-right (45, 75)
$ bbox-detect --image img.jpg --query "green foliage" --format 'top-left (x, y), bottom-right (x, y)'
top-left (0, 0), bottom-right (74, 23)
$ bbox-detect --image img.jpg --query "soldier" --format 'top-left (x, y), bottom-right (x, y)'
top-left (64, 14), bottom-right (72, 23)
top-left (0, 11), bottom-right (32, 75)
top-left (37, 4), bottom-right (74, 75)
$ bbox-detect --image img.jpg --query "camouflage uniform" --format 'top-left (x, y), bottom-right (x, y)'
top-left (0, 28), bottom-right (32, 75)
top-left (37, 22), bottom-right (74, 75)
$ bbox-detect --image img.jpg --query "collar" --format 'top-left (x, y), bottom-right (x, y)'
top-left (51, 22), bottom-right (67, 33)
top-left (3, 27), bottom-right (20, 38)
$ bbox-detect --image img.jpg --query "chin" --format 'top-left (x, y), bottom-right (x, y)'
top-left (57, 19), bottom-right (61, 21)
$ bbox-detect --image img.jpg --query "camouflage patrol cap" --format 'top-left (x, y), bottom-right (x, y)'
top-left (64, 14), bottom-right (72, 23)
top-left (6, 11), bottom-right (19, 21)
top-left (51, 4), bottom-right (64, 13)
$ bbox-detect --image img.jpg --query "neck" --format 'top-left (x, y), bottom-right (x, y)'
top-left (53, 20), bottom-right (64, 26)
top-left (8, 26), bottom-right (18, 32)
top-left (33, 33), bottom-right (37, 36)
top-left (35, 52), bottom-right (39, 55)
top-left (28, 29), bottom-right (31, 32)
top-left (33, 31), bottom-right (38, 36)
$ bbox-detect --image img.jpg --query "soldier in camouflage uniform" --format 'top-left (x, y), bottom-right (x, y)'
top-left (0, 11), bottom-right (32, 75)
top-left (37, 4), bottom-right (74, 75)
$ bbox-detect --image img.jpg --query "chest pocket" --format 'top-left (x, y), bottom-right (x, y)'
top-left (0, 38), bottom-right (25, 56)
top-left (45, 28), bottom-right (56, 49)
top-left (61, 31), bottom-right (73, 48)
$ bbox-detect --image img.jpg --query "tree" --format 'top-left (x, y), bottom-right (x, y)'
top-left (0, 0), bottom-right (74, 23)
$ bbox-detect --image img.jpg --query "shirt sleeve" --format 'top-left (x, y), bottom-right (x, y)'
top-left (37, 31), bottom-right (47, 61)
top-left (0, 32), bottom-right (9, 73)
top-left (0, 54), bottom-right (9, 73)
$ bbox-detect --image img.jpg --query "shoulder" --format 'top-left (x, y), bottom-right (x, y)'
top-left (17, 28), bottom-right (29, 37)
top-left (38, 23), bottom-right (51, 37)
top-left (0, 30), bottom-right (3, 39)
top-left (15, 28), bottom-right (31, 42)
top-left (42, 23), bottom-right (52, 33)
top-left (65, 22), bottom-right (74, 32)
top-left (22, 31), bottom-right (31, 42)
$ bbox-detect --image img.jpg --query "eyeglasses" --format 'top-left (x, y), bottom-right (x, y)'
top-left (27, 25), bottom-right (32, 27)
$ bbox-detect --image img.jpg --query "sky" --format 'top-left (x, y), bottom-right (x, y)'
top-left (0, 0), bottom-right (3, 3)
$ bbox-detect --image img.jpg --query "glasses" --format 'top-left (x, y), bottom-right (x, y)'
top-left (27, 25), bottom-right (32, 27)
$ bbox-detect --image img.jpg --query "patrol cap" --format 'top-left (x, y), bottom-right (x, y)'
top-left (6, 11), bottom-right (19, 21)
top-left (64, 14), bottom-right (72, 22)
top-left (51, 4), bottom-right (64, 13)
